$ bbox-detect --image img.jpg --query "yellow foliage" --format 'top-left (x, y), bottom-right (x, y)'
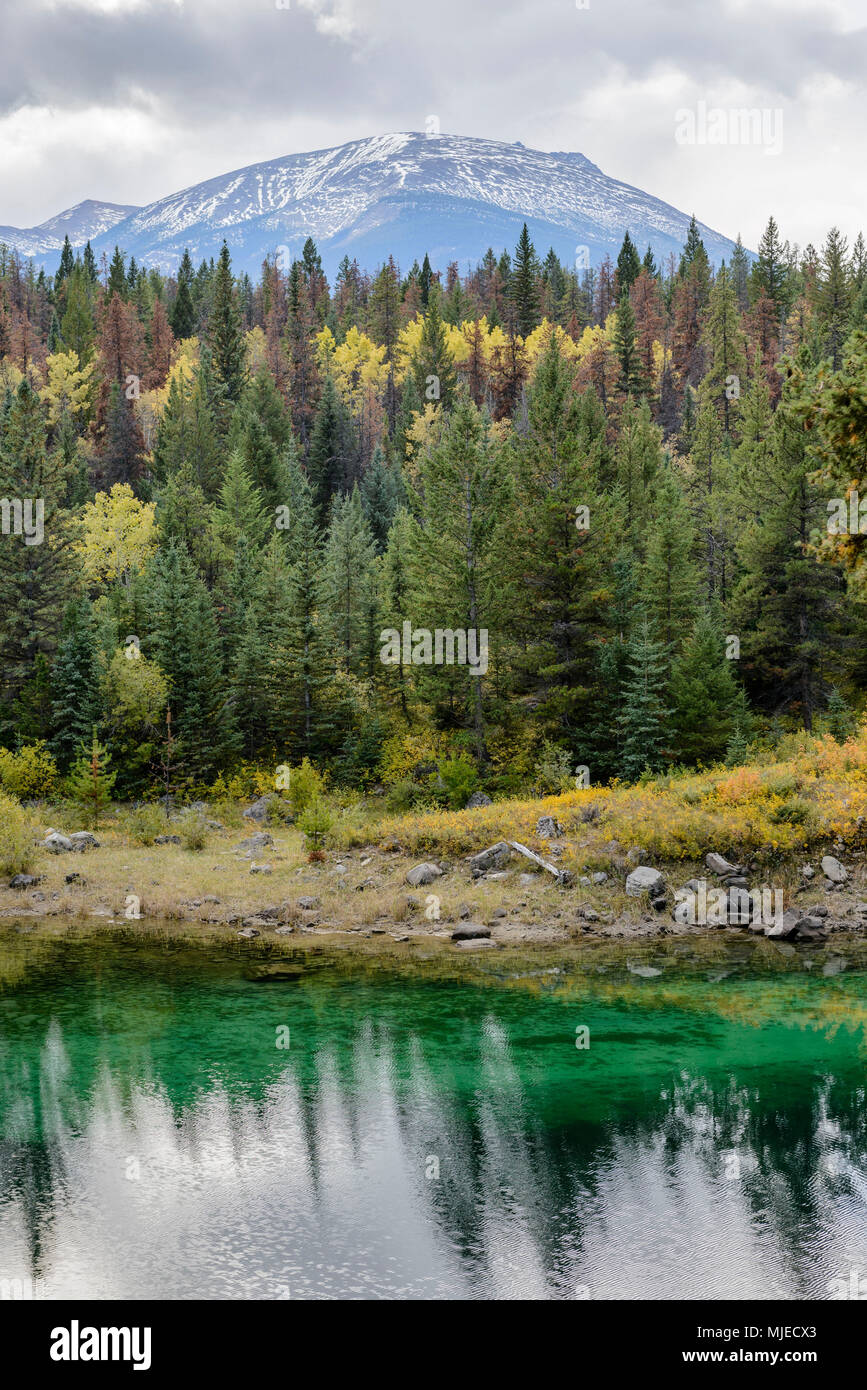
top-left (339, 722), bottom-right (867, 863)
top-left (317, 325), bottom-right (389, 402)
top-left (76, 484), bottom-right (157, 588)
top-left (41, 350), bottom-right (95, 425)
top-left (133, 341), bottom-right (198, 451)
top-left (0, 741), bottom-right (58, 799)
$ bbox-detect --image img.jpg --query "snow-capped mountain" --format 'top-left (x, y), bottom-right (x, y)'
top-left (2, 134), bottom-right (742, 278)
top-left (0, 199), bottom-right (140, 259)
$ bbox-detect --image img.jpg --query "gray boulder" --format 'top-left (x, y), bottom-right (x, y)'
top-left (592, 871), bottom-right (608, 885)
top-left (536, 816), bottom-right (563, 840)
top-left (154, 834), bottom-right (181, 845)
top-left (243, 795), bottom-right (276, 822)
top-left (451, 924), bottom-right (492, 941)
top-left (625, 866), bottom-right (666, 898)
top-left (766, 908), bottom-right (805, 939)
top-left (70, 830), bottom-right (100, 851)
top-left (239, 831), bottom-right (273, 853)
top-left (43, 832), bottom-right (73, 853)
top-left (467, 842), bottom-right (512, 874)
top-left (9, 873), bottom-right (41, 889)
top-left (465, 791), bottom-right (492, 809)
top-left (821, 855), bottom-right (847, 884)
top-left (706, 852), bottom-right (737, 876)
top-left (406, 861), bottom-right (443, 887)
top-left (297, 896), bottom-right (321, 911)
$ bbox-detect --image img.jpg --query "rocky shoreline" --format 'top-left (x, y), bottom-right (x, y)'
top-left (2, 807), bottom-right (866, 951)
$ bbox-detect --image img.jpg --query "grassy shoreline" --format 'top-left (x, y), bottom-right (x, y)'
top-left (4, 729), bottom-right (867, 946)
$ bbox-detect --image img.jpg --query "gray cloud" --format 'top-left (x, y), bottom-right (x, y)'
top-left (1, 0), bottom-right (865, 250)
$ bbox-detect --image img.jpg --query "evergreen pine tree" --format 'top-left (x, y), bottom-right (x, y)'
top-left (50, 598), bottom-right (101, 770)
top-left (509, 224), bottom-right (541, 337)
top-left (208, 241), bottom-right (246, 402)
top-left (617, 617), bottom-right (672, 780)
top-left (67, 727), bottom-right (117, 828)
top-left (669, 609), bottom-right (739, 764)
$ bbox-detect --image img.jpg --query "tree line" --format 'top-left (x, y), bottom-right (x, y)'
top-left (0, 211), bottom-right (865, 801)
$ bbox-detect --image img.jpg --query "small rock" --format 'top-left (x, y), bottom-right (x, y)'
top-left (69, 830), bottom-right (100, 851)
top-left (406, 861), bottom-right (443, 887)
top-left (238, 831), bottom-right (273, 853)
top-left (625, 866), bottom-right (666, 898)
top-left (467, 842), bottom-right (513, 875)
top-left (43, 832), bottom-right (74, 853)
top-left (243, 795), bottom-right (276, 823)
top-left (801, 865), bottom-right (815, 879)
top-left (64, 873), bottom-right (81, 885)
top-left (491, 908), bottom-right (507, 919)
top-left (236, 928), bottom-right (260, 938)
top-left (249, 863), bottom-right (272, 875)
top-left (536, 816), bottom-right (562, 840)
top-left (765, 908), bottom-right (804, 939)
top-left (465, 791), bottom-right (493, 809)
top-left (154, 834), bottom-right (181, 845)
top-left (9, 873), bottom-right (41, 889)
top-left (297, 896), bottom-right (321, 910)
top-left (274, 925), bottom-right (295, 936)
top-left (451, 924), bottom-right (492, 941)
top-left (454, 938), bottom-right (497, 950)
top-left (706, 852), bottom-right (737, 876)
top-left (592, 871), bottom-right (608, 885)
top-left (821, 855), bottom-right (847, 884)
top-left (519, 873), bottom-right (536, 886)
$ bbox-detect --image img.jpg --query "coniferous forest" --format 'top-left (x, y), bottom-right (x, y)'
top-left (1, 215), bottom-right (866, 807)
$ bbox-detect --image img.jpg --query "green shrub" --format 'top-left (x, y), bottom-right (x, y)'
top-left (433, 754), bottom-right (479, 810)
top-left (533, 741), bottom-right (574, 795)
top-left (121, 803), bottom-right (170, 846)
top-left (287, 757), bottom-right (325, 818)
top-left (769, 797), bottom-right (814, 826)
top-left (298, 797), bottom-right (334, 849)
top-left (177, 808), bottom-right (209, 851)
top-left (385, 778), bottom-right (419, 813)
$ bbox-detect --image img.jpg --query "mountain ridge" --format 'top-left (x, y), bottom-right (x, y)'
top-left (0, 133), bottom-right (743, 278)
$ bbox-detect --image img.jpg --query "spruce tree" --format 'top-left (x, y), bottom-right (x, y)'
top-left (148, 542), bottom-right (238, 781)
top-left (232, 535), bottom-right (294, 757)
top-left (509, 224), bottom-right (541, 337)
top-left (0, 380), bottom-right (72, 740)
top-left (170, 250), bottom-right (196, 339)
top-left (669, 609), bottom-right (739, 764)
top-left (209, 241), bottom-right (246, 402)
top-left (323, 486), bottom-right (380, 681)
top-left (411, 293), bottom-right (457, 408)
top-left (307, 375), bottom-right (354, 523)
top-left (617, 617), bottom-right (672, 780)
top-left (67, 728), bottom-right (117, 828)
top-left (616, 231), bottom-right (641, 298)
top-left (283, 459), bottom-right (334, 756)
top-left (50, 598), bottom-right (101, 770)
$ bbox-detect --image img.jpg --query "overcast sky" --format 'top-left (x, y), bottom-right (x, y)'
top-left (1, 0), bottom-right (865, 253)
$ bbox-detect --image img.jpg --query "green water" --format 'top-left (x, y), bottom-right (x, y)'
top-left (2, 929), bottom-right (867, 1300)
